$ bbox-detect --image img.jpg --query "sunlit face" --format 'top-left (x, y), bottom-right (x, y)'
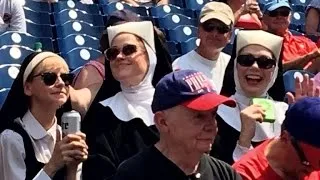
top-left (161, 105), bottom-right (218, 154)
top-left (109, 33), bottom-right (149, 86)
top-left (263, 7), bottom-right (291, 34)
top-left (198, 19), bottom-right (231, 51)
top-left (24, 57), bottom-right (70, 108)
top-left (236, 45), bottom-right (276, 97)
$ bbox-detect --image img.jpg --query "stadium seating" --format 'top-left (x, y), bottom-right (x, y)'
top-left (52, 1), bottom-right (100, 14)
top-left (150, 4), bottom-right (193, 18)
top-left (158, 14), bottom-right (197, 30)
top-left (0, 88), bottom-right (10, 109)
top-left (283, 70), bottom-right (315, 93)
top-left (179, 37), bottom-right (199, 55)
top-left (0, 32), bottom-right (54, 51)
top-left (53, 9), bottom-right (104, 26)
top-left (55, 21), bottom-right (104, 39)
top-left (61, 47), bottom-right (101, 70)
top-left (26, 22), bottom-right (54, 38)
top-left (0, 64), bottom-right (21, 89)
top-left (24, 1), bottom-right (51, 13)
top-left (0, 46), bottom-right (34, 64)
top-left (167, 25), bottom-right (198, 42)
top-left (57, 34), bottom-right (99, 53)
top-left (24, 9), bottom-right (51, 25)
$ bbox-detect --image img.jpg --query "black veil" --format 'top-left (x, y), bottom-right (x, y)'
top-left (0, 52), bottom-right (40, 132)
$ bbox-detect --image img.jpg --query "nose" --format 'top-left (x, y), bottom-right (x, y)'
top-left (251, 61), bottom-right (259, 68)
top-left (55, 75), bottom-right (65, 87)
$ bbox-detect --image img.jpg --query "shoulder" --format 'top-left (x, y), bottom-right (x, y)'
top-left (207, 156), bottom-right (242, 180)
top-left (291, 34), bottom-right (317, 49)
top-left (0, 129), bottom-right (25, 152)
top-left (172, 51), bottom-right (194, 68)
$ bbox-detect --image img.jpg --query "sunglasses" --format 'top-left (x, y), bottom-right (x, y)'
top-left (104, 44), bottom-right (137, 61)
top-left (267, 10), bottom-right (290, 17)
top-left (290, 136), bottom-right (311, 167)
top-left (201, 22), bottom-right (231, 34)
top-left (32, 72), bottom-right (74, 86)
top-left (237, 54), bottom-right (276, 69)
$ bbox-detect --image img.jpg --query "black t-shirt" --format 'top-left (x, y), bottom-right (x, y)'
top-left (113, 146), bottom-right (242, 180)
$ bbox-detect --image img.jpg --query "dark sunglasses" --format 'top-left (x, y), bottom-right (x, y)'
top-left (237, 54), bottom-right (276, 69)
top-left (201, 22), bottom-right (231, 34)
top-left (267, 9), bottom-right (290, 17)
top-left (290, 136), bottom-right (311, 167)
top-left (104, 44), bottom-right (137, 61)
top-left (32, 72), bottom-right (74, 86)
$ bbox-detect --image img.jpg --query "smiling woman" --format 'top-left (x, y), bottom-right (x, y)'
top-left (210, 30), bottom-right (289, 165)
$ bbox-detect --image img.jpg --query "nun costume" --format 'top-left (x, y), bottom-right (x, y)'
top-left (211, 30), bottom-right (289, 164)
top-left (81, 21), bottom-right (172, 180)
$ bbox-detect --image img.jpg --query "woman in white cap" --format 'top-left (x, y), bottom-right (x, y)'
top-left (212, 30), bottom-right (320, 165)
top-left (212, 30), bottom-right (287, 164)
top-left (0, 52), bottom-right (88, 180)
top-left (81, 21), bottom-right (172, 179)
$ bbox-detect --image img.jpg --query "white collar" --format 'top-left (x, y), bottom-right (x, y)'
top-left (22, 110), bottom-right (58, 140)
top-left (217, 94), bottom-right (288, 141)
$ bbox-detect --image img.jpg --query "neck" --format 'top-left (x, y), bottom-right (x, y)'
top-left (265, 139), bottom-right (297, 179)
top-left (196, 46), bottom-right (220, 61)
top-left (155, 140), bottom-right (202, 175)
top-left (267, 28), bottom-right (287, 37)
top-left (29, 101), bottom-right (57, 130)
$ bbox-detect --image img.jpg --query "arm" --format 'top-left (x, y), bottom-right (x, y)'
top-left (0, 130), bottom-right (51, 180)
top-left (305, 8), bottom-right (320, 36)
top-left (122, 0), bottom-right (140, 6)
top-left (8, 1), bottom-right (26, 33)
top-left (283, 51), bottom-right (319, 71)
top-left (73, 65), bottom-right (103, 90)
top-left (157, 0), bottom-right (168, 5)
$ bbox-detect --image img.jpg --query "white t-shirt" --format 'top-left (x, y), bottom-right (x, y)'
top-left (0, 0), bottom-right (26, 33)
top-left (172, 50), bottom-right (230, 93)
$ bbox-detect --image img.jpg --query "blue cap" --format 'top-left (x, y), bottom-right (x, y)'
top-left (284, 97), bottom-right (320, 148)
top-left (151, 70), bottom-right (235, 113)
top-left (263, 0), bottom-right (292, 13)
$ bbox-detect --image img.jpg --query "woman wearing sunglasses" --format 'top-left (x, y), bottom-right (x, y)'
top-left (210, 30), bottom-right (289, 165)
top-left (0, 52), bottom-right (88, 180)
top-left (81, 21), bottom-right (172, 180)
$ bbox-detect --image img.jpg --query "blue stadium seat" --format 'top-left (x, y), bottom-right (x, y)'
top-left (101, 3), bottom-right (149, 16)
top-left (258, 0), bottom-right (272, 6)
top-left (0, 88), bottom-right (10, 109)
top-left (26, 22), bottom-right (54, 38)
top-left (179, 37), bottom-right (199, 55)
top-left (57, 34), bottom-right (99, 53)
top-left (290, 0), bottom-right (312, 7)
top-left (283, 70), bottom-right (315, 93)
top-left (222, 43), bottom-right (234, 55)
top-left (0, 46), bottom-right (34, 64)
top-left (158, 14), bottom-right (197, 30)
top-left (150, 4), bottom-right (193, 18)
top-left (291, 4), bottom-right (305, 12)
top-left (0, 32), bottom-right (53, 51)
top-left (24, 1), bottom-right (51, 13)
top-left (168, 25), bottom-right (198, 42)
top-left (290, 11), bottom-right (305, 32)
top-left (165, 41), bottom-right (179, 55)
top-left (53, 10), bottom-right (104, 26)
top-left (185, 0), bottom-right (210, 10)
top-left (55, 21), bottom-right (104, 38)
top-left (52, 1), bottom-right (100, 14)
top-left (24, 9), bottom-right (51, 25)
top-left (0, 64), bottom-right (21, 89)
top-left (61, 47), bottom-right (101, 70)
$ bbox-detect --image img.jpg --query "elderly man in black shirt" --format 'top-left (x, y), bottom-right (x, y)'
top-left (113, 70), bottom-right (242, 180)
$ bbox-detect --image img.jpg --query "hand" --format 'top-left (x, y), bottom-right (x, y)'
top-left (286, 74), bottom-right (320, 104)
top-left (239, 104), bottom-right (265, 147)
top-left (243, 0), bottom-right (263, 18)
top-left (43, 131), bottom-right (88, 178)
top-left (61, 132), bottom-right (88, 167)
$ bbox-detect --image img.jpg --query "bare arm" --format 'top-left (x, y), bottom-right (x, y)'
top-left (157, 0), bottom-right (168, 5)
top-left (305, 8), bottom-right (320, 36)
top-left (122, 0), bottom-right (140, 6)
top-left (283, 51), bottom-right (318, 71)
top-left (73, 65), bottom-right (103, 90)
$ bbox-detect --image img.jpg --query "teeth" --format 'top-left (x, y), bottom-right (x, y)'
top-left (246, 75), bottom-right (262, 80)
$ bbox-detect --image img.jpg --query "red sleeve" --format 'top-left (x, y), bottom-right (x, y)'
top-left (232, 163), bottom-right (254, 180)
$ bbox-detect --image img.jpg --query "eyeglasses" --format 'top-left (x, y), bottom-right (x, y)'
top-left (104, 44), bottom-right (137, 61)
top-left (201, 22), bottom-right (231, 34)
top-left (290, 136), bottom-right (311, 167)
top-left (32, 72), bottom-right (74, 86)
top-left (267, 9), bottom-right (290, 17)
top-left (237, 54), bottom-right (276, 69)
